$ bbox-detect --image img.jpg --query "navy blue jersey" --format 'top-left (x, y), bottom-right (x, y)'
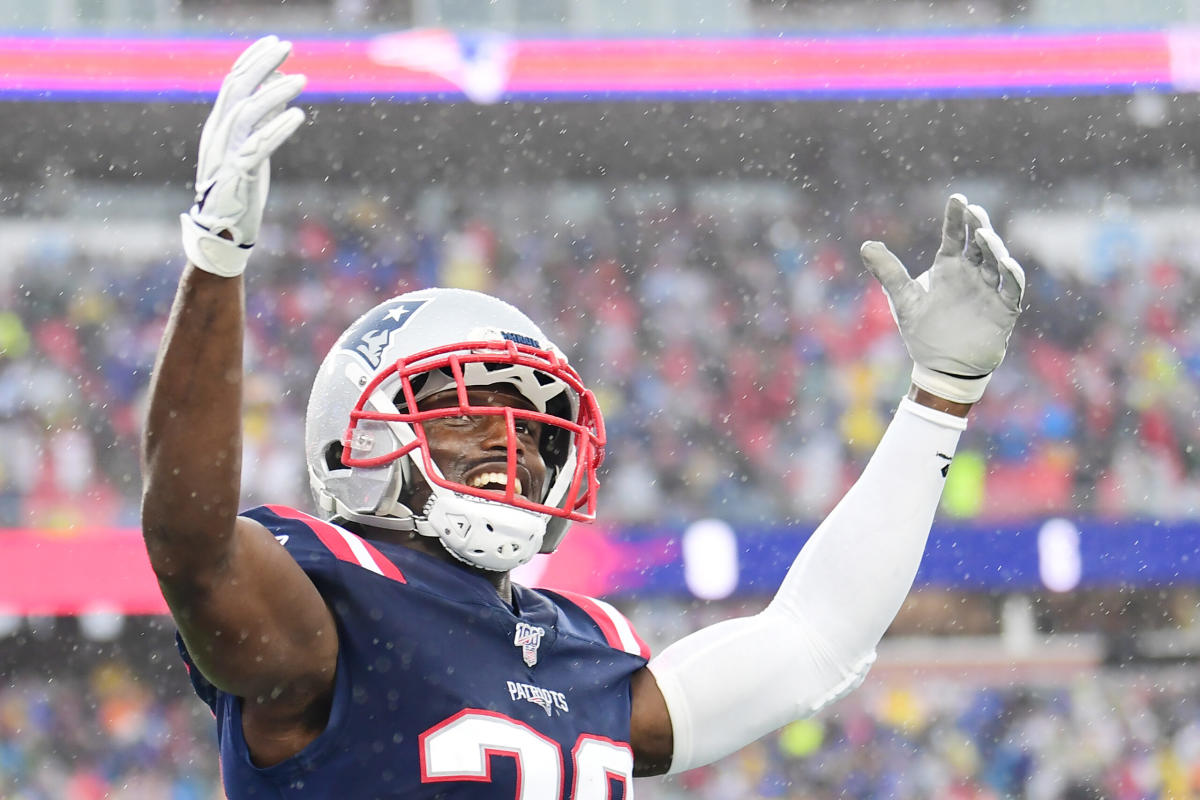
top-left (178, 505), bottom-right (651, 799)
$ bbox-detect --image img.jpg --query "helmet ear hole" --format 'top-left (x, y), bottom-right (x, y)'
top-left (324, 442), bottom-right (349, 472)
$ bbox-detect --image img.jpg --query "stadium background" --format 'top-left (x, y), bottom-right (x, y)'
top-left (4, 0), bottom-right (1200, 797)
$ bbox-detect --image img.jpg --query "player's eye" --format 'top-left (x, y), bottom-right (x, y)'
top-left (514, 419), bottom-right (540, 438)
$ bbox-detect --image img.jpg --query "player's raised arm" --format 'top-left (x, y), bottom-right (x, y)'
top-left (630, 194), bottom-right (1025, 774)
top-left (141, 37), bottom-right (337, 763)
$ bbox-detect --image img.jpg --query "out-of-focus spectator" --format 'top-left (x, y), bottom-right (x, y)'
top-left (7, 631), bottom-right (1200, 800)
top-left (0, 658), bottom-right (219, 799)
top-left (2, 182), bottom-right (1197, 532)
top-left (639, 667), bottom-right (1200, 800)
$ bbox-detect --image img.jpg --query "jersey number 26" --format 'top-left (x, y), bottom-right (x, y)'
top-left (421, 709), bottom-right (635, 799)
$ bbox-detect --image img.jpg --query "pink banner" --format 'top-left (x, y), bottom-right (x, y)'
top-left (0, 524), bottom-right (672, 615)
top-left (0, 29), bottom-right (1174, 102)
top-left (0, 529), bottom-right (168, 616)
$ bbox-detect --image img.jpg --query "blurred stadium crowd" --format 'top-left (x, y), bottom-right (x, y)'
top-left (0, 665), bottom-right (217, 800)
top-left (4, 180), bottom-right (1199, 532)
top-left (3, 56), bottom-right (1200, 795)
top-left (4, 632), bottom-right (1200, 799)
top-left (3, 0), bottom-right (1200, 795)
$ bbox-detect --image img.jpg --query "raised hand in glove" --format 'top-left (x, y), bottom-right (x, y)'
top-left (860, 194), bottom-right (1026, 405)
top-left (181, 36), bottom-right (306, 278)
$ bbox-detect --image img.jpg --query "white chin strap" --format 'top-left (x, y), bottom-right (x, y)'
top-left (309, 463), bottom-right (417, 531)
top-left (416, 491), bottom-right (549, 572)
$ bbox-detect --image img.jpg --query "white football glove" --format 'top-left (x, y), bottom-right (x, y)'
top-left (181, 36), bottom-right (306, 278)
top-left (860, 194), bottom-right (1026, 404)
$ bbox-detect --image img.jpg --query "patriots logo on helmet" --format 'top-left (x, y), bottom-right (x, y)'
top-left (346, 300), bottom-right (427, 368)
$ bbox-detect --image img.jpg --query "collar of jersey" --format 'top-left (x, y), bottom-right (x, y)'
top-left (368, 538), bottom-right (560, 628)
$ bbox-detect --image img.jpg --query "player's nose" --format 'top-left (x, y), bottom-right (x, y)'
top-left (478, 413), bottom-right (523, 456)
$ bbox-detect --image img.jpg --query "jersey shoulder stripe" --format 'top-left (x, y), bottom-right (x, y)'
top-left (546, 588), bottom-right (650, 659)
top-left (259, 505), bottom-right (407, 584)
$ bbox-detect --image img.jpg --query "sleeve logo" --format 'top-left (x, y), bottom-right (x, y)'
top-left (936, 452), bottom-right (953, 478)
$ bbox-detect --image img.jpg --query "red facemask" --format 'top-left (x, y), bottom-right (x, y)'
top-left (341, 338), bottom-right (606, 522)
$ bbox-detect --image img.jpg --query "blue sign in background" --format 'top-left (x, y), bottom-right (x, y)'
top-left (601, 518), bottom-right (1200, 598)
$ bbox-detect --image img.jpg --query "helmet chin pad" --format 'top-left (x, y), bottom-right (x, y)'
top-left (417, 491), bottom-right (550, 571)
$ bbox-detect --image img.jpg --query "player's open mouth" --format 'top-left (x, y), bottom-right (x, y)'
top-left (468, 471), bottom-right (523, 497)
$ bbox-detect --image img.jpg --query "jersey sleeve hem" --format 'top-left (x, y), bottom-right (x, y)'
top-left (221, 631), bottom-right (354, 782)
top-left (543, 588), bottom-right (651, 660)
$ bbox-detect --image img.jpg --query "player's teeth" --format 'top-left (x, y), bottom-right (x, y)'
top-left (469, 473), bottom-right (522, 495)
top-left (470, 472), bottom-right (505, 488)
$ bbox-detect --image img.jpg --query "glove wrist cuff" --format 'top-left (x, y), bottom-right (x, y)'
top-left (910, 363), bottom-right (990, 405)
top-left (180, 213), bottom-right (251, 278)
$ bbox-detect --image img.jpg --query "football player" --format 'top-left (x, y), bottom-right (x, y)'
top-left (142, 37), bottom-right (1025, 797)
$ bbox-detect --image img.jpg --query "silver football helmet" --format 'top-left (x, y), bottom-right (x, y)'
top-left (305, 288), bottom-right (605, 571)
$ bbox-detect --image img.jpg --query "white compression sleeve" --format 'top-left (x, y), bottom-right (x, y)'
top-left (646, 397), bottom-right (966, 773)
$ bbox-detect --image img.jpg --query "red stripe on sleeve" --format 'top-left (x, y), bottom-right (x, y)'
top-left (265, 505), bottom-right (356, 562)
top-left (626, 622), bottom-right (651, 660)
top-left (552, 588), bottom-right (629, 653)
top-left (356, 538), bottom-right (408, 583)
top-left (263, 505), bottom-right (406, 583)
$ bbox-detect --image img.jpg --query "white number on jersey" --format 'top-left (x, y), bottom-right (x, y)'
top-left (420, 709), bottom-right (634, 799)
